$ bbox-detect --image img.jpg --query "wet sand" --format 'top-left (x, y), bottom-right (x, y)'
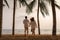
top-left (0, 34), bottom-right (60, 40)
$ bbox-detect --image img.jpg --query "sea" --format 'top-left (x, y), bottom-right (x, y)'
top-left (2, 29), bottom-right (60, 35)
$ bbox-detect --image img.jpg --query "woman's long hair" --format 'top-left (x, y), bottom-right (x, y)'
top-left (30, 17), bottom-right (35, 22)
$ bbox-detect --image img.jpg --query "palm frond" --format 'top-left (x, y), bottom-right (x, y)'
top-left (39, 1), bottom-right (49, 16)
top-left (18, 0), bottom-right (21, 7)
top-left (45, 0), bottom-right (60, 9)
top-left (26, 7), bottom-right (31, 14)
top-left (18, 0), bottom-right (27, 7)
top-left (55, 3), bottom-right (60, 9)
top-left (45, 0), bottom-right (57, 5)
top-left (4, 0), bottom-right (9, 8)
top-left (21, 0), bottom-right (26, 6)
top-left (45, 0), bottom-right (51, 4)
top-left (18, 0), bottom-right (30, 8)
top-left (26, 0), bottom-right (36, 14)
top-left (53, 0), bottom-right (60, 9)
top-left (40, 8), bottom-right (45, 17)
top-left (18, 0), bottom-right (31, 14)
top-left (3, 4), bottom-right (5, 6)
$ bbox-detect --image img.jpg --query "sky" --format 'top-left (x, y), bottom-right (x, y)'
top-left (2, 0), bottom-right (60, 34)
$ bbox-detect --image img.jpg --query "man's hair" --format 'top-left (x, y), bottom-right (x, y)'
top-left (25, 16), bottom-right (27, 19)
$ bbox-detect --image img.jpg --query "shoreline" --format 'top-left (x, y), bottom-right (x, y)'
top-left (0, 35), bottom-right (60, 40)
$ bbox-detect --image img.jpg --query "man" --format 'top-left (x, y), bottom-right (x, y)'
top-left (23, 16), bottom-right (29, 35)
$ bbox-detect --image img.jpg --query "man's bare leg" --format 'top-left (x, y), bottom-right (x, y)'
top-left (27, 30), bottom-right (28, 35)
top-left (32, 30), bottom-right (35, 35)
top-left (24, 29), bottom-right (26, 35)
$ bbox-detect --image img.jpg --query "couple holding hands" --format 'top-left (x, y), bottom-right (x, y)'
top-left (23, 16), bottom-right (37, 35)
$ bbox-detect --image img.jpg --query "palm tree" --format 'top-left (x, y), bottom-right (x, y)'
top-left (46, 0), bottom-right (60, 35)
top-left (51, 0), bottom-right (60, 35)
top-left (0, 0), bottom-right (3, 37)
top-left (26, 0), bottom-right (49, 35)
top-left (37, 0), bottom-right (40, 35)
top-left (51, 0), bottom-right (56, 35)
top-left (12, 0), bottom-right (31, 35)
top-left (12, 0), bottom-right (16, 35)
top-left (0, 0), bottom-right (9, 37)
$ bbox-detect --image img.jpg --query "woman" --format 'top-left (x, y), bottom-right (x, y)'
top-left (30, 17), bottom-right (37, 35)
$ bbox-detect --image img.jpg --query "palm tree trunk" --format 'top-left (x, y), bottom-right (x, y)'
top-left (37, 0), bottom-right (40, 35)
top-left (12, 0), bottom-right (16, 35)
top-left (0, 0), bottom-right (3, 37)
top-left (51, 0), bottom-right (56, 35)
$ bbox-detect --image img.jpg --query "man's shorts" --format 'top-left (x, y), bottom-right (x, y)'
top-left (25, 27), bottom-right (28, 31)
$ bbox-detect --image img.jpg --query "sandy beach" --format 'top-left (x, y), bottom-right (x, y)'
top-left (0, 35), bottom-right (60, 40)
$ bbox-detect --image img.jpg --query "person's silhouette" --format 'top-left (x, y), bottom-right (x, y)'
top-left (30, 17), bottom-right (37, 35)
top-left (23, 16), bottom-right (29, 35)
